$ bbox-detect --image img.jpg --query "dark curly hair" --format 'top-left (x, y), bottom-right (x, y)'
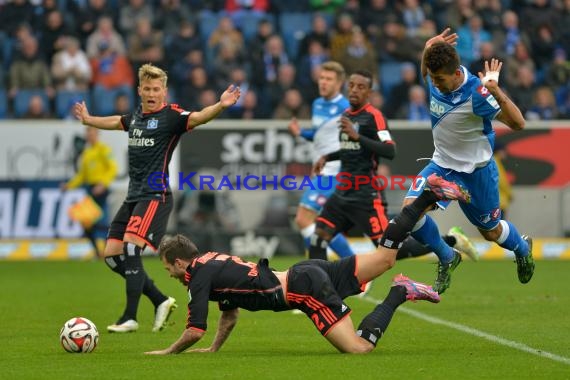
top-left (158, 234), bottom-right (200, 264)
top-left (424, 42), bottom-right (460, 74)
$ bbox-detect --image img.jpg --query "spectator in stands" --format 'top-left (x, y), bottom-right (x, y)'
top-left (474, 0), bottom-right (503, 34)
top-left (360, 0), bottom-right (398, 39)
top-left (178, 66), bottom-right (214, 110)
top-left (456, 14), bottom-right (492, 66)
top-left (444, 0), bottom-right (475, 31)
top-left (51, 37), bottom-right (92, 92)
top-left (375, 16), bottom-right (417, 63)
top-left (264, 63), bottom-right (297, 117)
top-left (170, 49), bottom-right (205, 102)
top-left (509, 66), bottom-right (538, 116)
top-left (400, 0), bottom-right (430, 37)
top-left (222, 0), bottom-right (269, 29)
top-left (0, 0), bottom-right (36, 38)
top-left (298, 13), bottom-right (331, 60)
top-left (127, 17), bottom-right (164, 73)
top-left (113, 93), bottom-right (131, 115)
top-left (526, 86), bottom-right (560, 120)
top-left (165, 21), bottom-right (203, 72)
top-left (208, 16), bottom-right (244, 57)
top-left (240, 90), bottom-right (262, 119)
top-left (469, 41), bottom-right (497, 76)
top-left (9, 36), bottom-right (54, 110)
top-left (249, 18), bottom-right (276, 64)
top-left (330, 13), bottom-right (355, 62)
top-left (494, 10), bottom-right (530, 58)
top-left (75, 0), bottom-right (117, 47)
top-left (338, 26), bottom-right (377, 80)
top-left (86, 15), bottom-right (126, 59)
top-left (384, 62), bottom-right (418, 119)
top-left (519, 0), bottom-right (559, 37)
top-left (22, 94), bottom-right (52, 119)
top-left (212, 41), bottom-right (244, 91)
top-left (298, 40), bottom-right (329, 93)
top-left (530, 23), bottom-right (556, 74)
top-left (505, 41), bottom-right (536, 90)
top-left (558, 0), bottom-right (570, 55)
top-left (396, 84), bottom-right (430, 121)
top-left (251, 34), bottom-right (290, 88)
top-left (225, 67), bottom-right (251, 118)
top-left (39, 9), bottom-right (71, 63)
top-left (118, 0), bottom-right (153, 36)
top-left (273, 88), bottom-right (311, 119)
top-left (154, 0), bottom-right (194, 39)
top-left (89, 41), bottom-right (134, 115)
top-left (546, 48), bottom-right (570, 90)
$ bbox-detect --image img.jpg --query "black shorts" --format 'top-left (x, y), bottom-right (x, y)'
top-left (286, 256), bottom-right (363, 336)
top-left (107, 196), bottom-right (173, 250)
top-left (316, 193), bottom-right (389, 245)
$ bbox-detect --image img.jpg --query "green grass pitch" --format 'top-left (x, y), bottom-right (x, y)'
top-left (1, 257), bottom-right (569, 379)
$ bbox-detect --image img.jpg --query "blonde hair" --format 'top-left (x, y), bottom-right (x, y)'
top-left (138, 63), bottom-right (168, 87)
top-left (321, 61), bottom-right (346, 82)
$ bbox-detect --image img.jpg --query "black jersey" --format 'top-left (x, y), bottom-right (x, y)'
top-left (185, 253), bottom-right (288, 331)
top-left (120, 104), bottom-right (191, 201)
top-left (337, 103), bottom-right (394, 200)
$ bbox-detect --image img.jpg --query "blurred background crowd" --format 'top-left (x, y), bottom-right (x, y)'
top-left (0, 0), bottom-right (569, 121)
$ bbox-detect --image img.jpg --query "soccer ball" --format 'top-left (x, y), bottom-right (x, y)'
top-left (60, 317), bottom-right (99, 353)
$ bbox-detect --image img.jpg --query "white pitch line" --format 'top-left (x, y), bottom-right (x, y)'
top-left (362, 295), bottom-right (570, 366)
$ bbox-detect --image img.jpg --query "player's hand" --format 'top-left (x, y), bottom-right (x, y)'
top-left (73, 101), bottom-right (90, 124)
top-left (339, 116), bottom-right (359, 141)
top-left (288, 117), bottom-right (300, 137)
top-left (220, 84), bottom-right (241, 108)
top-left (426, 27), bottom-right (458, 48)
top-left (312, 156), bottom-right (327, 176)
top-left (478, 58), bottom-right (502, 90)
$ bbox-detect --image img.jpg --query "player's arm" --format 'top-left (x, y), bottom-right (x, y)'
top-left (187, 85), bottom-right (241, 129)
top-left (478, 59), bottom-right (525, 131)
top-left (73, 101), bottom-right (123, 130)
top-left (188, 308), bottom-right (239, 353)
top-left (339, 116), bottom-right (396, 159)
top-left (145, 327), bottom-right (206, 355)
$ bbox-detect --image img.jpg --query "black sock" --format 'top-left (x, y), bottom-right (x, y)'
top-left (122, 243), bottom-right (145, 322)
top-left (397, 237), bottom-right (431, 260)
top-left (105, 254), bottom-right (167, 308)
top-left (85, 229), bottom-right (100, 257)
top-left (308, 235), bottom-right (328, 260)
top-left (443, 235), bottom-right (456, 247)
top-left (356, 286), bottom-right (407, 346)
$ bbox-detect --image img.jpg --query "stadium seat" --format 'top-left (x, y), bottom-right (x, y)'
top-left (0, 89), bottom-right (7, 119)
top-left (56, 90), bottom-right (89, 119)
top-left (198, 11), bottom-right (220, 45)
top-left (379, 62), bottom-right (405, 98)
top-left (13, 89), bottom-right (49, 118)
top-left (278, 12), bottom-right (313, 58)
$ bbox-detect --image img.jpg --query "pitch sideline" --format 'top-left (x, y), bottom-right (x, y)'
top-left (362, 295), bottom-right (570, 366)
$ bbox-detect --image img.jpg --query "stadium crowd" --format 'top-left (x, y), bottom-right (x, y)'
top-left (0, 0), bottom-right (569, 120)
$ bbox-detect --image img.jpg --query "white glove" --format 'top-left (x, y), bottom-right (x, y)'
top-left (482, 71), bottom-right (499, 86)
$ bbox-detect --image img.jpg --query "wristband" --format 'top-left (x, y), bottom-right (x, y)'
top-left (482, 71), bottom-right (499, 86)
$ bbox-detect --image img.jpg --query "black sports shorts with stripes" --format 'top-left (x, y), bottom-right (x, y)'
top-left (286, 256), bottom-right (363, 336)
top-left (107, 195), bottom-right (173, 250)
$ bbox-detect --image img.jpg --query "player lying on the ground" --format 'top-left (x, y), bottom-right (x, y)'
top-left (145, 175), bottom-right (469, 354)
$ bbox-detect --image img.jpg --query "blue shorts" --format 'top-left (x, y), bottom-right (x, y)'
top-left (299, 175), bottom-right (338, 213)
top-left (405, 160), bottom-right (502, 230)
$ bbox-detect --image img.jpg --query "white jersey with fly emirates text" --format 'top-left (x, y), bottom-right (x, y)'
top-left (311, 94), bottom-right (350, 176)
top-left (428, 66), bottom-right (501, 173)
